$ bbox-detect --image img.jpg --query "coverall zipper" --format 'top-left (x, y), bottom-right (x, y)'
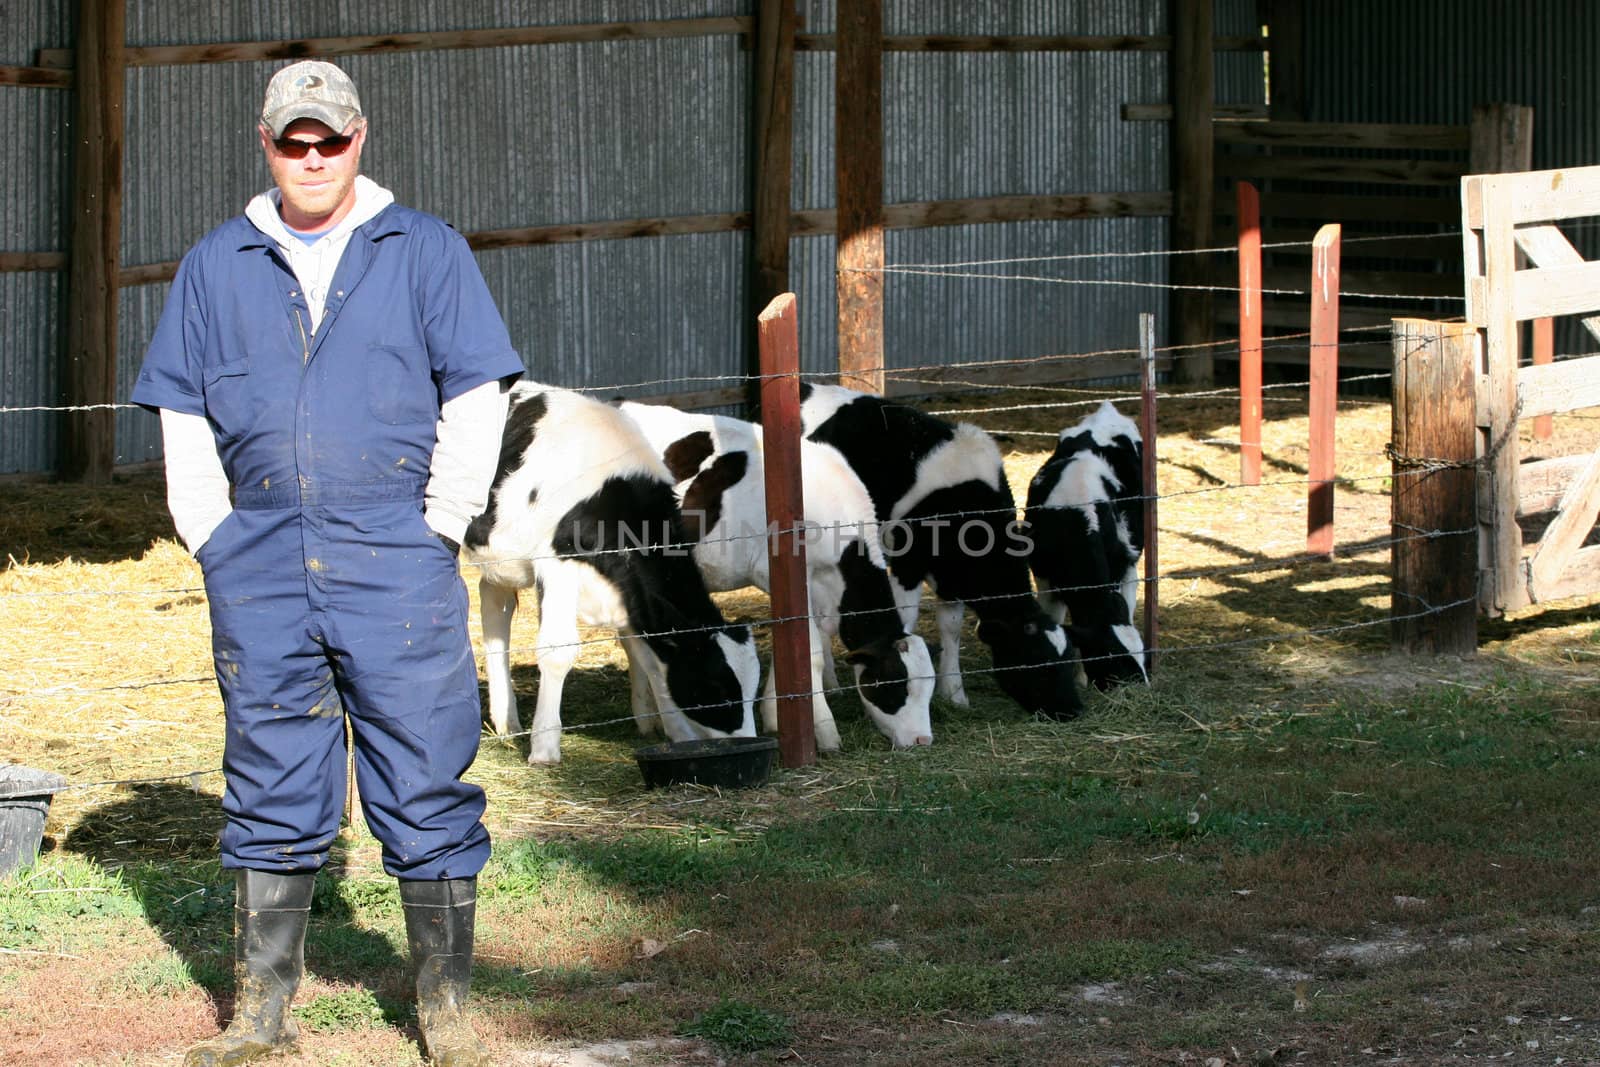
top-left (293, 308), bottom-right (310, 365)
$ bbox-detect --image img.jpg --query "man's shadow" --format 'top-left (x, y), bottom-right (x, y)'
top-left (62, 782), bottom-right (412, 1030)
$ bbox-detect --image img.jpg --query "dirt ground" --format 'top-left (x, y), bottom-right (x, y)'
top-left (2, 385), bottom-right (1597, 1066)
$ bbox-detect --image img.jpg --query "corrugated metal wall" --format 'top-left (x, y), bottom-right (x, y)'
top-left (3, 1), bottom-right (1265, 474)
top-left (2, 0), bottom-right (73, 475)
top-left (1302, 0), bottom-right (1600, 355)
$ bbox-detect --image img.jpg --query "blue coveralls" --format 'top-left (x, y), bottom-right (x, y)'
top-left (132, 205), bottom-right (525, 879)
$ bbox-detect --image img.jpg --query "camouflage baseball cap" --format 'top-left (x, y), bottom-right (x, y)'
top-left (260, 60), bottom-right (363, 137)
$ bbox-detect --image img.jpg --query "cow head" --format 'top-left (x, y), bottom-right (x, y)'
top-left (975, 612), bottom-right (1084, 720)
top-left (645, 623), bottom-right (761, 739)
top-left (846, 634), bottom-right (936, 748)
top-left (1067, 622), bottom-right (1148, 691)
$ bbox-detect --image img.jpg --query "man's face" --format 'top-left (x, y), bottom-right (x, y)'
top-left (258, 117), bottom-right (365, 232)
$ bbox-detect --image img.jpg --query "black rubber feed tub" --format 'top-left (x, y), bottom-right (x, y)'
top-left (634, 737), bottom-right (778, 790)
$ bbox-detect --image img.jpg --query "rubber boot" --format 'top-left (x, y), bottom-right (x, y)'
top-left (184, 869), bottom-right (315, 1067)
top-left (400, 877), bottom-right (491, 1066)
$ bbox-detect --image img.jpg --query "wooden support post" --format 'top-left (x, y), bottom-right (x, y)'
top-left (1307, 223), bottom-right (1340, 558)
top-left (758, 294), bottom-right (816, 769)
top-left (1236, 180), bottom-right (1262, 485)
top-left (1139, 313), bottom-right (1160, 675)
top-left (835, 0), bottom-right (885, 394)
top-left (1472, 179), bottom-right (1528, 613)
top-left (751, 0), bottom-right (797, 409)
top-left (1531, 316), bottom-right (1553, 440)
top-left (63, 0), bottom-right (125, 483)
top-left (1390, 320), bottom-right (1478, 655)
top-left (1263, 0), bottom-right (1305, 121)
top-left (1169, 0), bottom-right (1214, 383)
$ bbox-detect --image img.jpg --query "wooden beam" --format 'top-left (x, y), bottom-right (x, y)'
top-left (1214, 119), bottom-right (1471, 151)
top-left (882, 352), bottom-right (1172, 396)
top-left (835, 0), bottom-right (885, 394)
top-left (0, 64), bottom-right (72, 87)
top-left (1517, 354), bottom-right (1600, 418)
top-left (796, 33), bottom-right (1266, 53)
top-left (1390, 319), bottom-right (1478, 655)
top-left (751, 0), bottom-right (796, 316)
top-left (1512, 224), bottom-right (1600, 341)
top-left (62, 0), bottom-right (125, 484)
top-left (1463, 166), bottom-right (1600, 230)
top-left (1218, 190), bottom-right (1459, 225)
top-left (1519, 454), bottom-right (1599, 516)
top-left (1170, 0), bottom-right (1215, 382)
top-left (1122, 102), bottom-right (1267, 122)
top-left (0, 252), bottom-right (68, 273)
top-left (1468, 103), bottom-right (1535, 175)
top-left (1532, 544), bottom-right (1600, 604)
top-left (1264, 0), bottom-right (1305, 121)
top-left (1527, 450), bottom-right (1600, 603)
top-left (1216, 154), bottom-right (1466, 186)
top-left (114, 193), bottom-right (1176, 290)
top-left (37, 17), bottom-right (752, 68)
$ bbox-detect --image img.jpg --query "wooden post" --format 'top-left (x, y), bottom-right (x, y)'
top-left (1531, 316), bottom-right (1553, 440)
top-left (1139, 313), bottom-right (1160, 675)
top-left (835, 0), bottom-right (885, 394)
top-left (1263, 0), bottom-right (1305, 121)
top-left (1390, 320), bottom-right (1478, 655)
top-left (758, 294), bottom-right (816, 769)
top-left (1474, 177), bottom-right (1528, 613)
top-left (1236, 180), bottom-right (1262, 485)
top-left (62, 0), bottom-right (125, 483)
top-left (1307, 223), bottom-right (1340, 557)
top-left (751, 0), bottom-right (797, 408)
top-left (1169, 0), bottom-right (1214, 383)
top-left (1468, 103), bottom-right (1535, 175)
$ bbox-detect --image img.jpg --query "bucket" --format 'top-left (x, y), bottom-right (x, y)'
top-left (0, 765), bottom-right (68, 878)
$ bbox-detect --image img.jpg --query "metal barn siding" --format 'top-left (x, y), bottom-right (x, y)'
top-left (790, 1), bottom-right (1261, 381)
top-left (7, 1), bottom-right (1267, 474)
top-left (1301, 0), bottom-right (1600, 354)
top-left (1, 0), bottom-right (72, 474)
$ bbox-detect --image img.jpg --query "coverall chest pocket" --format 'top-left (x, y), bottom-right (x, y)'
top-left (201, 358), bottom-right (252, 443)
top-left (367, 344), bottom-right (438, 425)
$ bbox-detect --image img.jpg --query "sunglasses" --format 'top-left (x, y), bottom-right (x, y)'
top-left (271, 133), bottom-right (354, 159)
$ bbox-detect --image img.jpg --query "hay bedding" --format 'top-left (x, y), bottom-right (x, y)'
top-left (2, 389), bottom-right (1597, 866)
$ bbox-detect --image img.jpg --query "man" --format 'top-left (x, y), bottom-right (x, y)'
top-left (132, 60), bottom-right (523, 1067)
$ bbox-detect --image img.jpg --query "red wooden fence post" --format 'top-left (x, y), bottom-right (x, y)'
top-left (758, 293), bottom-right (816, 769)
top-left (1236, 180), bottom-right (1263, 485)
top-left (1532, 317), bottom-right (1554, 440)
top-left (1139, 313), bottom-right (1159, 676)
top-left (1307, 223), bottom-right (1341, 558)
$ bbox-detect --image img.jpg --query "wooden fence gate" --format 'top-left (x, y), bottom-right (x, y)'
top-left (1463, 164), bottom-right (1600, 614)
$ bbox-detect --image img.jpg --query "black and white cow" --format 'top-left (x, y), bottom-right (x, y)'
top-left (1023, 400), bottom-right (1148, 690)
top-left (800, 384), bottom-right (1083, 720)
top-left (463, 383), bottom-right (761, 764)
top-left (619, 400), bottom-right (937, 751)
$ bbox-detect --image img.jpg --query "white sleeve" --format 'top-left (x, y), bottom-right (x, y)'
top-left (425, 380), bottom-right (510, 546)
top-left (159, 408), bottom-right (232, 557)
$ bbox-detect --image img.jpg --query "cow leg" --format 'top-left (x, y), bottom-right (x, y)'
top-left (760, 661), bottom-right (779, 734)
top-left (526, 565), bottom-right (581, 765)
top-left (620, 633), bottom-right (663, 737)
top-left (933, 598), bottom-right (970, 707)
top-left (808, 615), bottom-right (842, 752)
top-left (478, 578), bottom-right (522, 736)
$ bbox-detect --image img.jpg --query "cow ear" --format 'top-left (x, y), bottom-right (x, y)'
top-left (894, 638), bottom-right (910, 655)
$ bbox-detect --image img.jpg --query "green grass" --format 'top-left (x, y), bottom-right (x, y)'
top-left (8, 658), bottom-right (1600, 1064)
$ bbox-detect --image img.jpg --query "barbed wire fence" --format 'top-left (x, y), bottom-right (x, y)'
top-left (4, 226), bottom-right (1593, 802)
